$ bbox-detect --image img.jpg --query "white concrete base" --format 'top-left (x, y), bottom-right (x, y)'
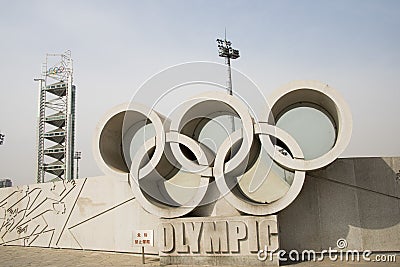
top-left (0, 157), bottom-right (399, 265)
top-left (159, 215), bottom-right (279, 266)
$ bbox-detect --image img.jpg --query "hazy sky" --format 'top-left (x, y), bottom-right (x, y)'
top-left (1, 0), bottom-right (399, 186)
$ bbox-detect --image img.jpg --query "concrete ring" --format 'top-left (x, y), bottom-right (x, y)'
top-left (130, 134), bottom-right (213, 218)
top-left (169, 91), bottom-right (254, 177)
top-left (214, 127), bottom-right (306, 215)
top-left (265, 80), bottom-right (352, 171)
top-left (93, 102), bottom-right (166, 179)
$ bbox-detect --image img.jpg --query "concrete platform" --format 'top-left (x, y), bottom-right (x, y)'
top-left (0, 246), bottom-right (159, 267)
top-left (0, 246), bottom-right (397, 267)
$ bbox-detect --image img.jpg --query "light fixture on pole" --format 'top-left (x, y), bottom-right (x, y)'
top-left (216, 37), bottom-right (240, 95)
top-left (74, 151), bottom-right (81, 179)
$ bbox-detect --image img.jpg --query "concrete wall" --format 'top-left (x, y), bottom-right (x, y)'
top-left (0, 175), bottom-right (160, 255)
top-left (1, 157), bottom-right (399, 257)
top-left (279, 157), bottom-right (400, 252)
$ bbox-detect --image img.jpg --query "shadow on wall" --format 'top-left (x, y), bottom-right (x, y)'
top-left (278, 157), bottom-right (400, 252)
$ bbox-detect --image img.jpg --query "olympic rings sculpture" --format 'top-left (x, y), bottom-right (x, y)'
top-left (94, 80), bottom-right (352, 218)
top-left (48, 66), bottom-right (65, 75)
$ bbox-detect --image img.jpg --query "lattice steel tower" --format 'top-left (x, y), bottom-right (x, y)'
top-left (35, 51), bottom-right (76, 183)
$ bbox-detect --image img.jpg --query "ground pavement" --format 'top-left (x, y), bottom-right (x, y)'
top-left (0, 246), bottom-right (398, 267)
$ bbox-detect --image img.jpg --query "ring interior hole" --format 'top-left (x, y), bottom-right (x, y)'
top-left (235, 137), bottom-right (295, 204)
top-left (99, 111), bottom-right (129, 173)
top-left (179, 100), bottom-right (240, 139)
top-left (222, 137), bottom-right (260, 189)
top-left (195, 114), bottom-right (242, 155)
top-left (269, 137), bottom-right (294, 158)
top-left (138, 159), bottom-right (202, 207)
top-left (138, 147), bottom-right (155, 170)
top-left (276, 105), bottom-right (337, 160)
top-left (270, 89), bottom-right (339, 128)
top-left (127, 121), bottom-right (156, 169)
top-left (179, 143), bottom-right (198, 163)
top-left (223, 138), bottom-right (243, 164)
top-left (136, 143), bottom-right (201, 207)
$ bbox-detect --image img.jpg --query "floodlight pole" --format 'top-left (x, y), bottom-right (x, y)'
top-left (216, 33), bottom-right (240, 133)
top-left (226, 55), bottom-right (233, 95)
